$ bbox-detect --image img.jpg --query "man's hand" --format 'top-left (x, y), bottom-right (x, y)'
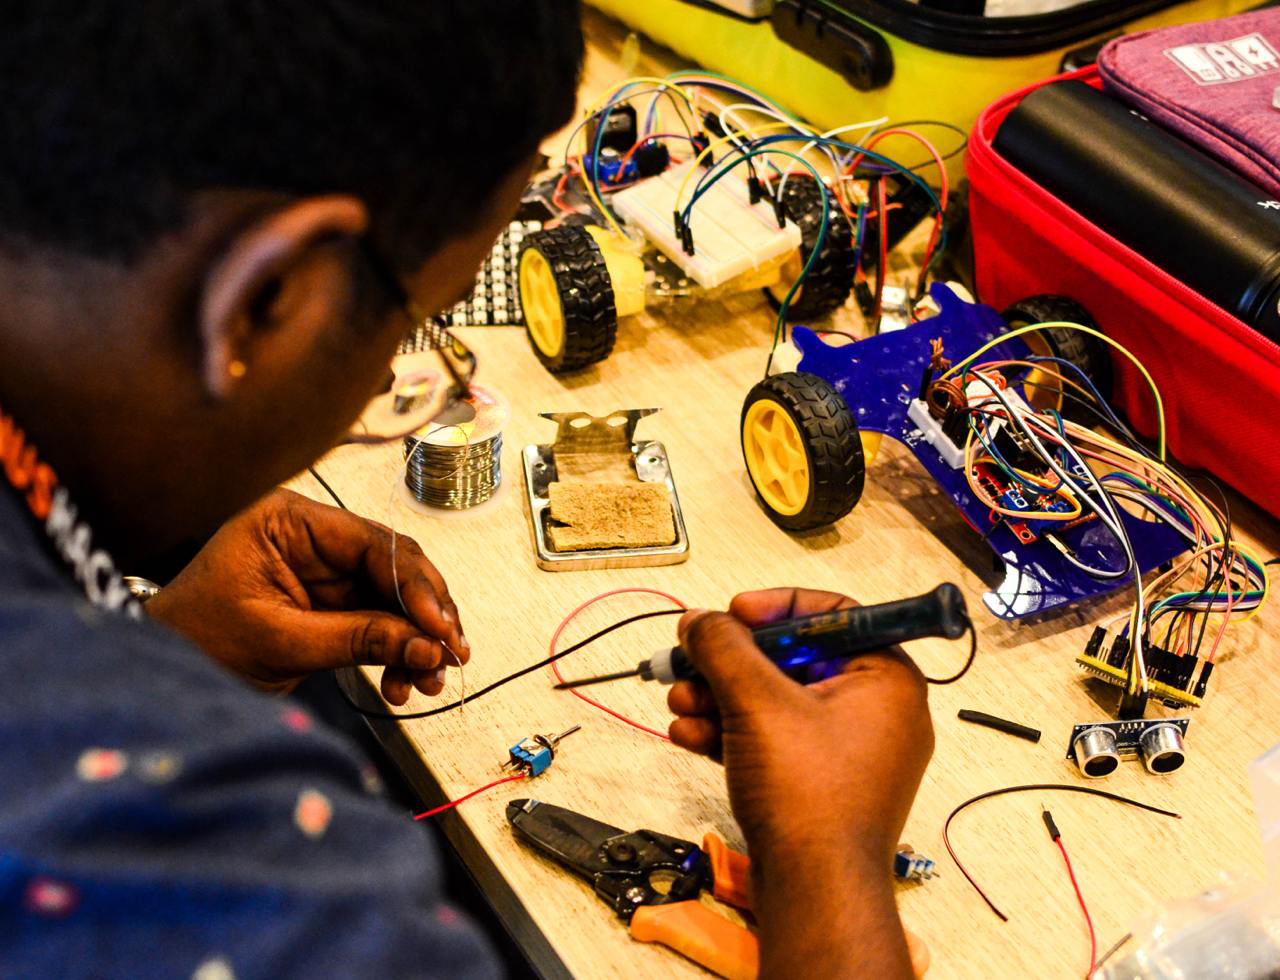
top-left (668, 588), bottom-right (933, 979)
top-left (147, 488), bottom-right (468, 702)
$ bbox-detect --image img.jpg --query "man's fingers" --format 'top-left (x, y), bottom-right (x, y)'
top-left (381, 666), bottom-right (413, 705)
top-left (668, 716), bottom-right (722, 758)
top-left (676, 611), bottom-right (794, 717)
top-left (412, 667), bottom-right (447, 698)
top-left (393, 565), bottom-right (469, 664)
top-left (402, 636), bottom-right (443, 671)
top-left (277, 497), bottom-right (467, 659)
top-left (668, 679), bottom-right (718, 717)
top-left (265, 606), bottom-right (445, 676)
top-left (376, 527), bottom-right (467, 661)
top-left (727, 588), bottom-right (856, 627)
top-left (382, 665), bottom-right (447, 705)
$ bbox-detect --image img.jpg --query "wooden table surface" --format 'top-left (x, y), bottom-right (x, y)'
top-left (288, 11), bottom-right (1280, 979)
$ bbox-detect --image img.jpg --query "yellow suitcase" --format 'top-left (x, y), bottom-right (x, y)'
top-left (587, 0), bottom-right (1257, 139)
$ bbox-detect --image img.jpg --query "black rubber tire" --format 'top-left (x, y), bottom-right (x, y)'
top-left (518, 226), bottom-right (618, 373)
top-left (741, 371), bottom-right (865, 532)
top-left (1001, 294), bottom-right (1113, 421)
top-left (763, 175), bottom-right (856, 320)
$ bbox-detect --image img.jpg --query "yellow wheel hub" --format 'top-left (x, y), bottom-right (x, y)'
top-left (520, 248), bottom-right (566, 359)
top-left (860, 431), bottom-right (882, 467)
top-left (766, 249), bottom-right (805, 307)
top-left (743, 400), bottom-right (811, 516)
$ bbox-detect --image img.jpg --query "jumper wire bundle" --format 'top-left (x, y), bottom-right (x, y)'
top-left (549, 69), bottom-right (964, 353)
top-left (936, 321), bottom-right (1268, 708)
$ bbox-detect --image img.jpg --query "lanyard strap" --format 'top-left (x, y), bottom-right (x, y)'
top-left (0, 407), bottom-right (143, 619)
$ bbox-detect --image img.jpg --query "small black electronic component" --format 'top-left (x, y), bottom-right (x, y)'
top-left (1066, 718), bottom-right (1189, 778)
top-left (690, 132), bottom-right (712, 165)
top-left (989, 423), bottom-right (1041, 474)
top-left (893, 846), bottom-right (936, 882)
top-left (584, 103), bottom-right (638, 155)
top-left (957, 709), bottom-right (1041, 743)
top-left (632, 141), bottom-right (670, 179)
top-left (1076, 626), bottom-right (1212, 711)
top-left (1041, 808), bottom-right (1060, 842)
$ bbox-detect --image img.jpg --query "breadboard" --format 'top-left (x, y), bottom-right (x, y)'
top-left (611, 161), bottom-right (801, 289)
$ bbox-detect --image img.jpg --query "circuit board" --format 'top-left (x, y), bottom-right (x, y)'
top-left (972, 460), bottom-right (1096, 546)
top-left (792, 283), bottom-right (1189, 619)
top-left (610, 160), bottom-right (801, 289)
top-left (1064, 718), bottom-right (1190, 760)
top-left (1076, 626), bottom-right (1211, 708)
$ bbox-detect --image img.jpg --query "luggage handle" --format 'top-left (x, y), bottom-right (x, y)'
top-left (771, 0), bottom-right (894, 91)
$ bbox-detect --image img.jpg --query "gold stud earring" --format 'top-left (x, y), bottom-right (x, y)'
top-left (228, 359), bottom-right (247, 379)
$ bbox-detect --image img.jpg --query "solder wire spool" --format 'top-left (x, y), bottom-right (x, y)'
top-left (403, 384), bottom-right (507, 510)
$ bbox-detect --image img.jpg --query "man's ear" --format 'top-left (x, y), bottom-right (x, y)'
top-left (198, 195), bottom-right (370, 398)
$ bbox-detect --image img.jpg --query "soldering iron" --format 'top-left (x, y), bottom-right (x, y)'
top-left (555, 583), bottom-right (970, 689)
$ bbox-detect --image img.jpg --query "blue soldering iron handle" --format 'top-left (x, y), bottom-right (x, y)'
top-left (648, 584), bottom-right (968, 684)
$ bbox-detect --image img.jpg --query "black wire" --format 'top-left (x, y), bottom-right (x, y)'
top-left (308, 466), bottom-right (348, 511)
top-left (337, 600), bottom-right (978, 721)
top-left (335, 609), bottom-right (685, 720)
top-left (944, 783), bottom-right (1182, 922)
top-left (924, 618), bottom-right (977, 685)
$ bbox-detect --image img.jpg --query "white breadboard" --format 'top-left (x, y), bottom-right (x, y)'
top-left (611, 161), bottom-right (801, 289)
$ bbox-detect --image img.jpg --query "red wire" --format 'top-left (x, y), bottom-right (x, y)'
top-left (845, 127), bottom-right (950, 293)
top-left (412, 773), bottom-right (527, 821)
top-left (549, 588), bottom-right (690, 741)
top-left (1055, 837), bottom-right (1097, 978)
top-left (552, 158), bottom-right (581, 214)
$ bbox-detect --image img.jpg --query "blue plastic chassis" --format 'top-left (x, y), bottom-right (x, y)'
top-left (792, 284), bottom-right (1187, 620)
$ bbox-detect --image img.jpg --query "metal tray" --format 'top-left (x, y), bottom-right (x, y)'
top-left (522, 437), bottom-right (690, 571)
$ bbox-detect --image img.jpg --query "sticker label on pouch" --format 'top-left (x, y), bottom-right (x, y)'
top-left (1165, 33), bottom-right (1280, 85)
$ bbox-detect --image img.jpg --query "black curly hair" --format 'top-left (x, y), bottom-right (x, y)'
top-left (0, 1), bottom-right (582, 265)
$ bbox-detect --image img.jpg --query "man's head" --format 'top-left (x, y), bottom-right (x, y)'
top-left (0, 1), bottom-right (582, 562)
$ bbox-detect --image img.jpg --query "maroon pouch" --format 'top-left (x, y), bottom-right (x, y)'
top-left (1098, 9), bottom-right (1280, 196)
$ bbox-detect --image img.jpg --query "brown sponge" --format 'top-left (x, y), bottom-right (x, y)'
top-left (547, 482), bottom-right (676, 551)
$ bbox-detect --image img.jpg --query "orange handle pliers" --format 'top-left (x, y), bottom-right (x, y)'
top-left (628, 831), bottom-right (757, 979)
top-left (508, 798), bottom-right (757, 978)
top-left (507, 798), bottom-right (928, 978)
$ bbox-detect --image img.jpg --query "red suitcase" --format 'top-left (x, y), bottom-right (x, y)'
top-left (967, 66), bottom-right (1280, 516)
